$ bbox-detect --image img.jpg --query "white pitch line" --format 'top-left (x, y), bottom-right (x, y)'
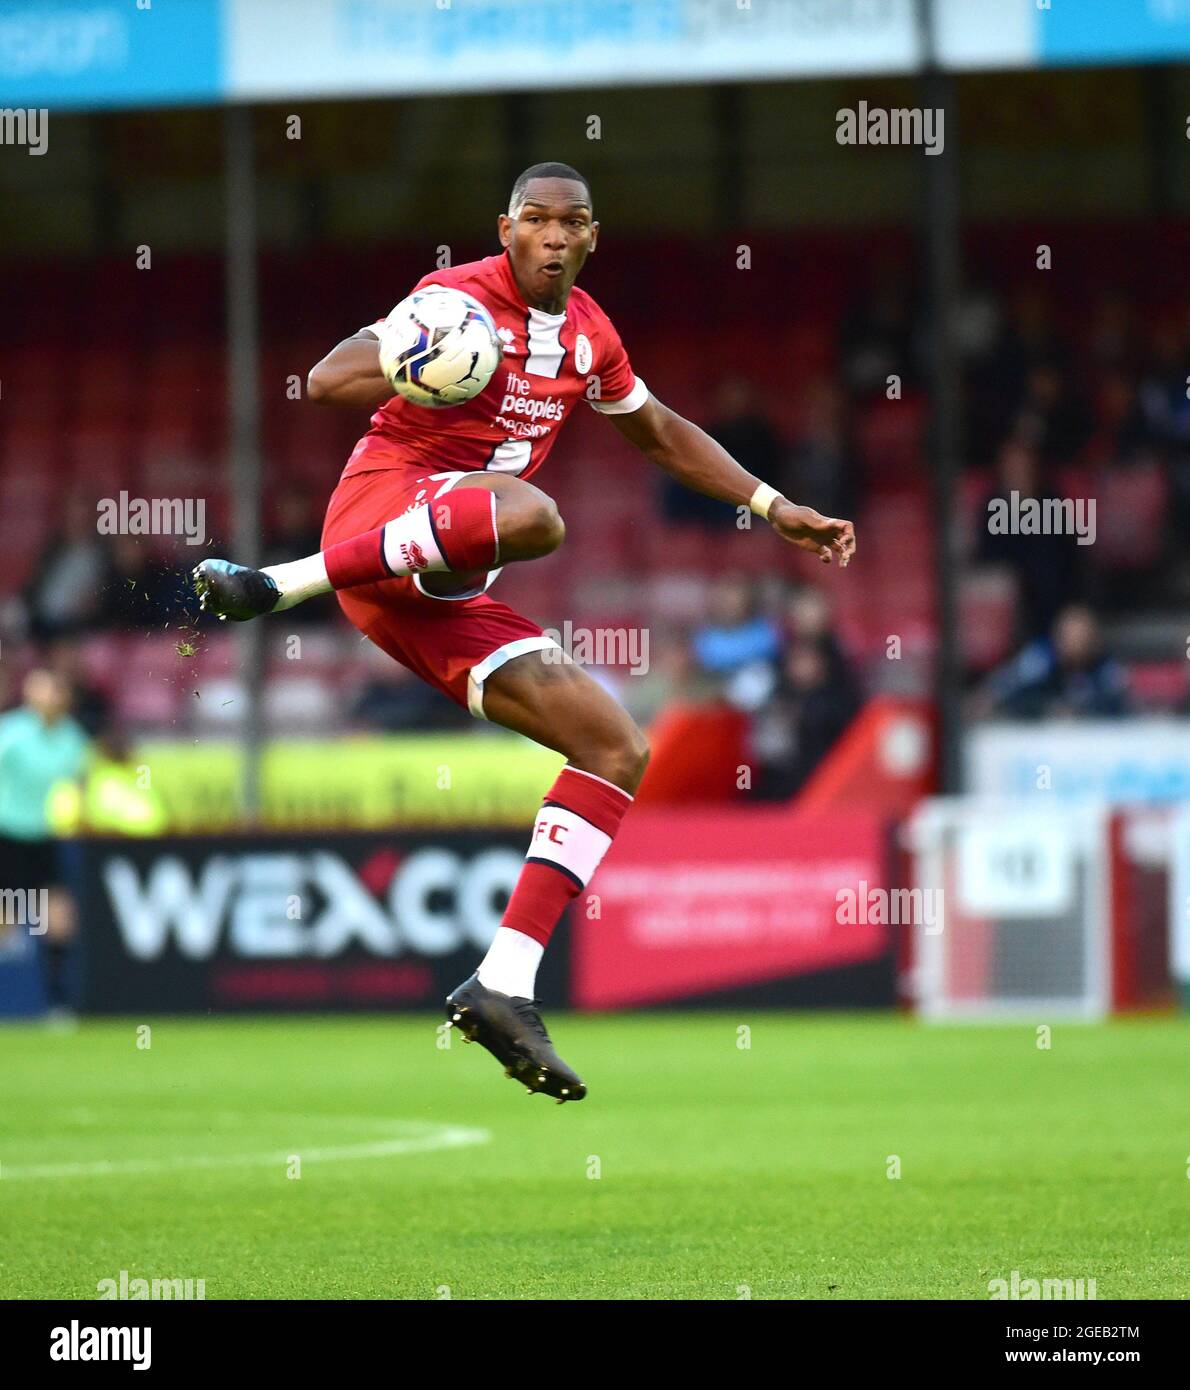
top-left (0, 1121), bottom-right (489, 1181)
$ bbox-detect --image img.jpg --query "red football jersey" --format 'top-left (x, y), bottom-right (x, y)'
top-left (340, 251), bottom-right (647, 482)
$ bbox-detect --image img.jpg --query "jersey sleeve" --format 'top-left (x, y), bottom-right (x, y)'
top-left (587, 318), bottom-right (648, 415)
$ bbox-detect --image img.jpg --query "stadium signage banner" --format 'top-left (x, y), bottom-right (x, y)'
top-left (965, 723), bottom-right (1190, 805)
top-left (224, 0), bottom-right (920, 99)
top-left (1169, 807), bottom-right (1190, 1010)
top-left (78, 830), bottom-right (551, 1012)
top-left (135, 734), bottom-right (564, 831)
top-left (0, 0), bottom-right (224, 109)
top-left (224, 0), bottom-right (1190, 98)
top-left (575, 807), bottom-right (892, 1008)
top-left (11, 2), bottom-right (1187, 110)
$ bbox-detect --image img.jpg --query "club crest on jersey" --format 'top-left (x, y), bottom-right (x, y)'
top-left (574, 333), bottom-right (593, 374)
top-left (497, 326), bottom-right (517, 354)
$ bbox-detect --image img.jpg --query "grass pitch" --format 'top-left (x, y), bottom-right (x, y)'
top-left (1, 1012), bottom-right (1186, 1299)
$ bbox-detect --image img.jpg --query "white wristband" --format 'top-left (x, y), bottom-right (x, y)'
top-left (748, 482), bottom-right (782, 519)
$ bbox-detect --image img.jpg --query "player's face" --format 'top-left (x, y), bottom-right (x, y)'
top-left (498, 178), bottom-right (598, 311)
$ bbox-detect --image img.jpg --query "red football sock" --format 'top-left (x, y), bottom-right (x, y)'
top-left (431, 487), bottom-right (501, 572)
top-left (323, 526), bottom-right (389, 590)
top-left (323, 488), bottom-right (499, 589)
top-left (501, 766), bottom-right (634, 948)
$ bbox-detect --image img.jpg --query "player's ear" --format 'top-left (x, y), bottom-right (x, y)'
top-left (588, 221), bottom-right (599, 253)
top-left (497, 213), bottom-right (512, 248)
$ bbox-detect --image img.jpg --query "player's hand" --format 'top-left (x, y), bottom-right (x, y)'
top-left (769, 500), bottom-right (856, 567)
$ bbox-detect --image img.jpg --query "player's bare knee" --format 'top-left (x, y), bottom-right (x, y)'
top-left (625, 723), bottom-right (651, 784)
top-left (487, 479), bottom-right (565, 558)
top-left (599, 720), bottom-right (650, 793)
top-left (523, 496), bottom-right (565, 554)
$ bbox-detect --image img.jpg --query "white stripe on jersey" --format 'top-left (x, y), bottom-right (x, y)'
top-left (487, 439), bottom-right (533, 474)
top-left (525, 307), bottom-right (567, 379)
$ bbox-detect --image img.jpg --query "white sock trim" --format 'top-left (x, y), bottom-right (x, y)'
top-left (262, 553), bottom-right (331, 609)
top-left (526, 806), bottom-right (612, 885)
top-left (477, 927), bottom-right (544, 999)
top-left (564, 765), bottom-right (636, 802)
top-left (382, 503), bottom-right (447, 575)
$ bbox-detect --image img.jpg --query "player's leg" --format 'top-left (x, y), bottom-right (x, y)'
top-left (479, 646), bottom-right (650, 793)
top-left (192, 473), bottom-right (562, 621)
top-left (446, 651), bottom-right (648, 1103)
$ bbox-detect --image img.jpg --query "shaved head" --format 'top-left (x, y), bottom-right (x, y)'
top-left (508, 161), bottom-right (591, 217)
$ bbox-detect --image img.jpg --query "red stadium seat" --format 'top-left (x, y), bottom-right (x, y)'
top-left (1126, 661), bottom-right (1187, 710)
top-left (114, 674), bottom-right (185, 728)
top-left (1089, 463), bottom-right (1166, 571)
top-left (959, 567), bottom-right (1020, 672)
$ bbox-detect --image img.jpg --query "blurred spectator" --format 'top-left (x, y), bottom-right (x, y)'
top-left (1012, 361), bottom-right (1088, 468)
top-left (263, 489), bottom-right (329, 624)
top-left (784, 378), bottom-right (857, 521)
top-left (1138, 321), bottom-right (1190, 451)
top-left (0, 670), bottom-right (90, 1014)
top-left (981, 604), bottom-right (1130, 720)
top-left (347, 639), bottom-right (470, 731)
top-left (969, 286), bottom-right (1066, 463)
top-left (47, 725), bottom-right (168, 836)
top-left (1081, 369), bottom-right (1153, 468)
top-left (98, 537), bottom-right (189, 630)
top-left (691, 577), bottom-right (783, 713)
top-left (46, 638), bottom-right (111, 737)
top-left (620, 634), bottom-right (708, 727)
top-left (1086, 290), bottom-right (1138, 372)
top-left (692, 576), bottom-right (781, 677)
top-left (992, 286), bottom-right (1067, 391)
top-left (22, 494), bottom-right (108, 640)
top-left (1139, 320), bottom-right (1190, 533)
top-left (662, 377), bottom-right (782, 527)
top-left (784, 585), bottom-right (861, 701)
top-left (751, 641), bottom-right (863, 799)
top-left (264, 488), bottom-right (324, 566)
top-left (977, 440), bottom-right (1083, 640)
top-left (840, 255), bottom-right (920, 399)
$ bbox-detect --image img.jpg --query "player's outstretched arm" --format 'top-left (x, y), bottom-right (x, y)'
top-left (306, 330), bottom-right (393, 410)
top-left (606, 393), bottom-right (856, 566)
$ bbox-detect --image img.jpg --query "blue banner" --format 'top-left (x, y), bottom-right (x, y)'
top-left (1038, 0), bottom-right (1190, 66)
top-left (3, 0), bottom-right (1188, 112)
top-left (0, 0), bottom-right (223, 109)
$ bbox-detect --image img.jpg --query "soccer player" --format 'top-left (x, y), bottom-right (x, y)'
top-left (194, 162), bottom-right (856, 1103)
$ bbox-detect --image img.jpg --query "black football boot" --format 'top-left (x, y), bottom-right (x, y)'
top-left (445, 974), bottom-right (587, 1104)
top-left (192, 558), bottom-right (282, 622)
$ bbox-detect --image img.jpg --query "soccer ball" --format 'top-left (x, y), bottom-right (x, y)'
top-left (378, 286), bottom-right (501, 408)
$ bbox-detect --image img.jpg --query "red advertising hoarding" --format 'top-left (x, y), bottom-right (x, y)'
top-left (574, 808), bottom-right (890, 1008)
